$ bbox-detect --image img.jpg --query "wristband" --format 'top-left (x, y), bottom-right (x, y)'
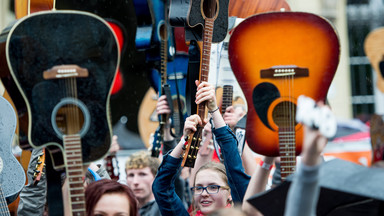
top-left (259, 160), bottom-right (273, 171)
top-left (87, 167), bottom-right (102, 181)
top-left (208, 107), bottom-right (220, 114)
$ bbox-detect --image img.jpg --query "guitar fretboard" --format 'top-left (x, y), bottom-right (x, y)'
top-left (182, 17), bottom-right (215, 168)
top-left (279, 127), bottom-right (296, 181)
top-left (64, 134), bottom-right (86, 216)
top-left (221, 85), bottom-right (233, 115)
top-left (197, 18), bottom-right (215, 119)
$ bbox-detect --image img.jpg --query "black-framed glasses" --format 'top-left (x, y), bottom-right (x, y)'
top-left (190, 185), bottom-right (230, 195)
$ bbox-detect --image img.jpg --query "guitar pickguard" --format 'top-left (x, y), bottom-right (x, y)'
top-left (252, 82), bottom-right (280, 130)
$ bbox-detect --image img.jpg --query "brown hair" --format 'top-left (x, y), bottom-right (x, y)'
top-left (85, 179), bottom-right (138, 216)
top-left (125, 150), bottom-right (160, 176)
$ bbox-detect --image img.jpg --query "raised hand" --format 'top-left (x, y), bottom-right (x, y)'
top-left (223, 106), bottom-right (245, 129)
top-left (195, 81), bottom-right (218, 111)
top-left (156, 95), bottom-right (171, 115)
top-left (183, 114), bottom-right (203, 139)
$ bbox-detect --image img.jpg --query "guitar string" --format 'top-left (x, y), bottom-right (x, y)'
top-left (187, 18), bottom-right (213, 166)
top-left (0, 184), bottom-right (10, 215)
top-left (291, 72), bottom-right (295, 175)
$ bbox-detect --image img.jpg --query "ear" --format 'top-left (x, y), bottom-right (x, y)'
top-left (227, 195), bottom-right (233, 203)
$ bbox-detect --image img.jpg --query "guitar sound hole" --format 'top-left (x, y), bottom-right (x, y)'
top-left (159, 22), bottom-right (167, 41)
top-left (272, 101), bottom-right (297, 128)
top-left (203, 0), bottom-right (218, 19)
top-left (56, 105), bottom-right (84, 135)
top-left (51, 97), bottom-right (91, 139)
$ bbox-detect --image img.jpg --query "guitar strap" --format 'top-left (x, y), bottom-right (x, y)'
top-left (45, 154), bottom-right (64, 216)
top-left (171, 69), bottom-right (185, 138)
top-left (186, 40), bottom-right (201, 116)
top-left (163, 84), bottom-right (173, 114)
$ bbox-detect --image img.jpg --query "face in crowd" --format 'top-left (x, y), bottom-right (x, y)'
top-left (192, 162), bottom-right (232, 215)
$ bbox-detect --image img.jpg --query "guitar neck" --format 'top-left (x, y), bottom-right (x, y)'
top-left (279, 127), bottom-right (296, 181)
top-left (63, 134), bottom-right (86, 214)
top-left (221, 85), bottom-right (233, 115)
top-left (0, 185), bottom-right (10, 216)
top-left (197, 18), bottom-right (215, 118)
top-left (182, 18), bottom-right (215, 168)
top-left (105, 154), bottom-right (120, 181)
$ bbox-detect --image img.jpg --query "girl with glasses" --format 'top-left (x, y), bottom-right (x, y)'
top-left (152, 81), bottom-right (251, 216)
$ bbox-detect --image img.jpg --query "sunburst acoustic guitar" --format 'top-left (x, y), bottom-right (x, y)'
top-left (364, 27), bottom-right (384, 93)
top-left (0, 10), bottom-right (119, 214)
top-left (228, 11), bottom-right (340, 180)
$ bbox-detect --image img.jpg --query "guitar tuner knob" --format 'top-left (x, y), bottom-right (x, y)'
top-left (193, 156), bottom-right (197, 159)
top-left (196, 146), bottom-right (199, 150)
top-left (188, 155), bottom-right (192, 158)
top-left (198, 138), bottom-right (202, 142)
top-left (191, 146), bottom-right (194, 149)
top-left (37, 161), bottom-right (42, 164)
top-left (193, 137), bottom-right (197, 141)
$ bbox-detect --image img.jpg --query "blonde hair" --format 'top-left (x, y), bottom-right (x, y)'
top-left (125, 150), bottom-right (160, 176)
top-left (192, 162), bottom-right (232, 215)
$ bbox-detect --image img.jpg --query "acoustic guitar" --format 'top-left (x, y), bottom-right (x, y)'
top-left (364, 27), bottom-right (384, 93)
top-left (138, 0), bottom-right (188, 148)
top-left (0, 10), bottom-right (119, 214)
top-left (0, 96), bottom-right (26, 210)
top-left (7, 0), bottom-right (66, 171)
top-left (181, 0), bottom-right (224, 168)
top-left (228, 11), bottom-right (340, 180)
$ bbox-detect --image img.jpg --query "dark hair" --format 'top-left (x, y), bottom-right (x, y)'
top-left (85, 179), bottom-right (138, 216)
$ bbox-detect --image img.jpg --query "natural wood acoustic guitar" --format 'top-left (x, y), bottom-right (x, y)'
top-left (364, 27), bottom-right (384, 93)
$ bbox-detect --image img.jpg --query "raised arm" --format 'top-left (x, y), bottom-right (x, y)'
top-left (284, 122), bottom-right (328, 216)
top-left (242, 156), bottom-right (275, 215)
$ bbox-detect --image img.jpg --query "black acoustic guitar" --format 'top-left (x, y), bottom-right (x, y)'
top-left (0, 10), bottom-right (119, 214)
top-left (169, 0), bottom-right (229, 43)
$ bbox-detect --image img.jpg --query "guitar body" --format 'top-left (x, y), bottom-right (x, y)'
top-left (228, 0), bottom-right (290, 18)
top-left (364, 27), bottom-right (384, 93)
top-left (187, 0), bottom-right (229, 43)
top-left (14, 0), bottom-right (54, 19)
top-left (0, 96), bottom-right (26, 204)
top-left (228, 12), bottom-right (340, 156)
top-left (1, 10), bottom-right (118, 164)
top-left (138, 54), bottom-right (189, 147)
top-left (149, 54), bottom-right (189, 120)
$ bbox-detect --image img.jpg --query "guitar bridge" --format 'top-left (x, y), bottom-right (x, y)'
top-left (43, 65), bottom-right (89, 79)
top-left (260, 66), bottom-right (309, 78)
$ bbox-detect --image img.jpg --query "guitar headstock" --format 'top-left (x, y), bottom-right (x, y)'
top-left (151, 127), bottom-right (163, 158)
top-left (105, 154), bottom-right (120, 181)
top-left (33, 148), bottom-right (46, 185)
top-left (296, 95), bottom-right (337, 139)
top-left (182, 125), bottom-right (204, 168)
top-left (370, 114), bottom-right (384, 164)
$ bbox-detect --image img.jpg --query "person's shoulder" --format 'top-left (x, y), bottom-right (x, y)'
top-left (139, 200), bottom-right (162, 216)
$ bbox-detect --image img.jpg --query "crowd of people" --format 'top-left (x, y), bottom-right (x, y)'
top-left (13, 80), bottom-right (346, 216)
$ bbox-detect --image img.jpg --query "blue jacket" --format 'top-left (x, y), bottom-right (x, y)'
top-left (152, 125), bottom-right (251, 216)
